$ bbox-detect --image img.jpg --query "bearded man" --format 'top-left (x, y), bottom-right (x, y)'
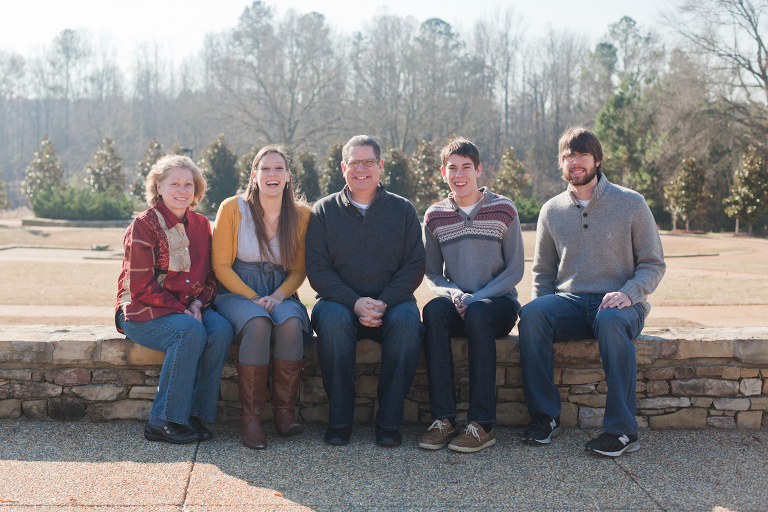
top-left (518, 126), bottom-right (665, 457)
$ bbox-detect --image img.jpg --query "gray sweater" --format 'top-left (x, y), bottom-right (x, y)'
top-left (532, 174), bottom-right (665, 316)
top-left (424, 188), bottom-right (525, 305)
top-left (305, 184), bottom-right (426, 311)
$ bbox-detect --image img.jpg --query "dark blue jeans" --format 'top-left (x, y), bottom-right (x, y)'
top-left (423, 296), bottom-right (518, 424)
top-left (518, 293), bottom-right (645, 435)
top-left (311, 299), bottom-right (423, 430)
top-left (119, 309), bottom-right (234, 424)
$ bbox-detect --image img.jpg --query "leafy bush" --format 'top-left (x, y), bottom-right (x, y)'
top-left (515, 195), bottom-right (542, 224)
top-left (31, 186), bottom-right (134, 220)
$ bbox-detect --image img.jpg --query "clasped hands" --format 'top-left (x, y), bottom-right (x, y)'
top-left (354, 297), bottom-right (386, 327)
top-left (253, 290), bottom-right (285, 314)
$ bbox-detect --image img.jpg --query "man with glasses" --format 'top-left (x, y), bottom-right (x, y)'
top-left (306, 135), bottom-right (425, 447)
top-left (518, 126), bottom-right (665, 457)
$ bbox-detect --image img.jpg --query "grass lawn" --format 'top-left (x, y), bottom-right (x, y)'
top-left (0, 225), bottom-right (126, 249)
top-left (0, 261), bottom-right (121, 306)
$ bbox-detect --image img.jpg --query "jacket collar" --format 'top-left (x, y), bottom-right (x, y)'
top-left (155, 199), bottom-right (187, 228)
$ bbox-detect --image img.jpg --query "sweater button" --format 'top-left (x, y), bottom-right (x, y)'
top-left (582, 212), bottom-right (588, 217)
top-left (583, 224), bottom-right (588, 229)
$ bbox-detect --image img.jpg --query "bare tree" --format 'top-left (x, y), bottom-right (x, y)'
top-left (205, 3), bottom-right (344, 148)
top-left (668, 0), bottom-right (768, 145)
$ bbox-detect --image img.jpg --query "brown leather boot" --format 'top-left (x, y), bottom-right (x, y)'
top-left (235, 362), bottom-right (269, 449)
top-left (271, 358), bottom-right (305, 437)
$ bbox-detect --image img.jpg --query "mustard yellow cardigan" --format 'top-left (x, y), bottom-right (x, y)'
top-left (211, 195), bottom-right (310, 300)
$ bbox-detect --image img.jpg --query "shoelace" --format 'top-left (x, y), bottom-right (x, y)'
top-left (464, 423), bottom-right (481, 442)
top-left (428, 419), bottom-right (447, 434)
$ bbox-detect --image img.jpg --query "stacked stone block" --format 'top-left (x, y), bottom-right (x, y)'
top-left (1, 325), bottom-right (767, 430)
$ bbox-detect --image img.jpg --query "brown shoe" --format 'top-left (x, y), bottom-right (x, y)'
top-left (235, 362), bottom-right (269, 449)
top-left (448, 422), bottom-right (496, 453)
top-left (271, 358), bottom-right (305, 437)
top-left (418, 419), bottom-right (458, 450)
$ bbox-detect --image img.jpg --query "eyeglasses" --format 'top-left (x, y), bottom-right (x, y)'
top-left (563, 152), bottom-right (592, 162)
top-left (346, 159), bottom-right (379, 168)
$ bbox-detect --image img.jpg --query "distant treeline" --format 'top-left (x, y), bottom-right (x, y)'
top-left (1, 1), bottom-right (768, 233)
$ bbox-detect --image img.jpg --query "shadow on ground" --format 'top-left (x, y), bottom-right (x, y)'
top-left (1, 421), bottom-right (767, 511)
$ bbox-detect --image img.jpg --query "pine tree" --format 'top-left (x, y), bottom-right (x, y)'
top-left (494, 146), bottom-right (528, 200)
top-left (238, 145), bottom-right (262, 191)
top-left (382, 146), bottom-right (413, 199)
top-left (169, 142), bottom-right (185, 156)
top-left (724, 145), bottom-right (768, 235)
top-left (22, 136), bottom-right (65, 202)
top-left (198, 135), bottom-right (238, 214)
top-left (0, 164), bottom-right (10, 210)
top-left (664, 157), bottom-right (706, 231)
top-left (410, 140), bottom-right (445, 213)
top-left (321, 141), bottom-right (346, 196)
top-left (84, 138), bottom-right (125, 196)
top-left (133, 139), bottom-right (163, 198)
top-left (296, 148), bottom-right (321, 201)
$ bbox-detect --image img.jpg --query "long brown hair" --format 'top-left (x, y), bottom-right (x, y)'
top-left (243, 145), bottom-right (308, 269)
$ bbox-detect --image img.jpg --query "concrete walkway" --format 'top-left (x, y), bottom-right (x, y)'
top-left (1, 421), bottom-right (766, 511)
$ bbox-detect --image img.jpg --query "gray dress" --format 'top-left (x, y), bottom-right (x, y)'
top-left (214, 197), bottom-right (311, 346)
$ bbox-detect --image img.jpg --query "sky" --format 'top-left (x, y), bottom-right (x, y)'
top-left (0, 0), bottom-right (676, 62)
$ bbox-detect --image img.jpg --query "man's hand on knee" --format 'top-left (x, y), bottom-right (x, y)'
top-left (600, 291), bottom-right (630, 309)
top-left (355, 297), bottom-right (384, 327)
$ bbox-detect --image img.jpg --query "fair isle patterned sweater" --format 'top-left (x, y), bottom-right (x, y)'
top-left (423, 188), bottom-right (525, 305)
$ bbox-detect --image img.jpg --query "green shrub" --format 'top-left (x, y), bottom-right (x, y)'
top-left (31, 187), bottom-right (134, 220)
top-left (515, 196), bottom-right (542, 224)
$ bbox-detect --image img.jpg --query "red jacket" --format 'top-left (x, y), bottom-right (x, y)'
top-left (115, 200), bottom-right (217, 332)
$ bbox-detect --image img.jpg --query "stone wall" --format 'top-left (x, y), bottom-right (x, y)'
top-left (1, 326), bottom-right (767, 431)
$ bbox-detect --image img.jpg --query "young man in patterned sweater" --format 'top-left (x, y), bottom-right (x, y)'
top-left (420, 138), bottom-right (525, 452)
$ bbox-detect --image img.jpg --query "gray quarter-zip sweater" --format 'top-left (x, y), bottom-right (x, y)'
top-left (532, 173), bottom-right (665, 316)
top-left (305, 184), bottom-right (426, 311)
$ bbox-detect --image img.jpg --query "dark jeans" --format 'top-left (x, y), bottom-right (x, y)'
top-left (518, 293), bottom-right (645, 435)
top-left (423, 296), bottom-right (518, 424)
top-left (311, 299), bottom-right (423, 430)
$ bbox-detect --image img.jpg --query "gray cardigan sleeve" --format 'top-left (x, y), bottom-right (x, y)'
top-left (619, 202), bottom-right (666, 304)
top-left (531, 207), bottom-right (559, 299)
top-left (424, 221), bottom-right (463, 299)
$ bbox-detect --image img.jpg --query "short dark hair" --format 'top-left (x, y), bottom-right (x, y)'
top-left (342, 135), bottom-right (381, 162)
top-left (440, 137), bottom-right (480, 168)
top-left (558, 126), bottom-right (603, 169)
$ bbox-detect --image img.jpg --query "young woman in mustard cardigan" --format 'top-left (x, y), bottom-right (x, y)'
top-left (212, 145), bottom-right (311, 449)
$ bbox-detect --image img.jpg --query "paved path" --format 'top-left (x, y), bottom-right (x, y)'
top-left (0, 421), bottom-right (766, 511)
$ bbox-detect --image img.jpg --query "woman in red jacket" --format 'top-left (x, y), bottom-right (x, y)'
top-left (116, 155), bottom-right (233, 444)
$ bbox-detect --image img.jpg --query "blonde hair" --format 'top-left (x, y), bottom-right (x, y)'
top-left (144, 155), bottom-right (206, 208)
top-left (243, 145), bottom-right (309, 269)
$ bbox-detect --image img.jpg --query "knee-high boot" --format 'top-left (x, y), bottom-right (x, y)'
top-left (271, 358), bottom-right (305, 437)
top-left (235, 362), bottom-right (269, 449)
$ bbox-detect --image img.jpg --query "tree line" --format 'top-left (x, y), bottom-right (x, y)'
top-left (1, 0), bottom-right (768, 233)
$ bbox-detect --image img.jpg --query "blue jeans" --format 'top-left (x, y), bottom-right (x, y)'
top-left (119, 309), bottom-right (234, 424)
top-left (311, 299), bottom-right (423, 430)
top-left (518, 293), bottom-right (645, 435)
top-left (423, 296), bottom-right (518, 424)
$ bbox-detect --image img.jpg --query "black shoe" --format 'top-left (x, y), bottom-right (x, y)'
top-left (188, 416), bottom-right (213, 441)
top-left (144, 420), bottom-right (200, 444)
top-left (585, 432), bottom-right (640, 457)
top-left (521, 415), bottom-right (561, 444)
top-left (324, 425), bottom-right (353, 445)
top-left (375, 424), bottom-right (402, 447)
